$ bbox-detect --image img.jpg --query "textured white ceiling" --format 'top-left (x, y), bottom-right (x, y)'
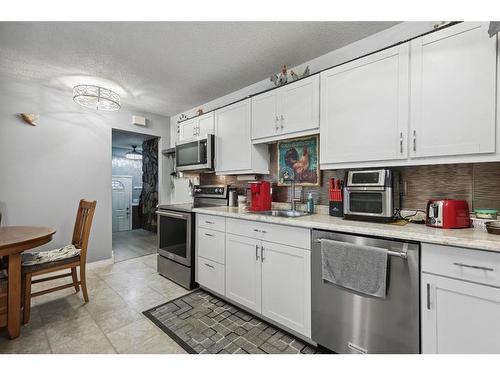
top-left (0, 22), bottom-right (398, 116)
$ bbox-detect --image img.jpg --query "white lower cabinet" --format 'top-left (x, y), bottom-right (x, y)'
top-left (196, 214), bottom-right (312, 338)
top-left (261, 241), bottom-right (311, 338)
top-left (422, 273), bottom-right (500, 354)
top-left (225, 234), bottom-right (262, 312)
top-left (421, 243), bottom-right (500, 354)
top-left (197, 257), bottom-right (225, 296)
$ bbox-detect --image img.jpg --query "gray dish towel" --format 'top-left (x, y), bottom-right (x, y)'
top-left (320, 239), bottom-right (388, 298)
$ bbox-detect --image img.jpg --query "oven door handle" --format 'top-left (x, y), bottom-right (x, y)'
top-left (155, 211), bottom-right (187, 219)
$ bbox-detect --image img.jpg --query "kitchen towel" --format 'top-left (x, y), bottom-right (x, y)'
top-left (320, 239), bottom-right (388, 298)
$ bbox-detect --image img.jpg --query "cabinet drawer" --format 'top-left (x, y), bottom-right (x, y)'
top-left (197, 214), bottom-right (225, 232)
top-left (422, 243), bottom-right (500, 288)
top-left (226, 218), bottom-right (311, 250)
top-left (197, 227), bottom-right (225, 264)
top-left (197, 256), bottom-right (225, 295)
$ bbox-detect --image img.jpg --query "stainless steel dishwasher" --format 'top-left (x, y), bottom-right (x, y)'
top-left (311, 230), bottom-right (420, 354)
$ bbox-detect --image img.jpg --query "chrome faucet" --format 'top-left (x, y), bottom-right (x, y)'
top-left (283, 171), bottom-right (301, 211)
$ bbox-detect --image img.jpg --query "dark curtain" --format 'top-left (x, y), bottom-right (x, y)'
top-left (139, 138), bottom-right (159, 233)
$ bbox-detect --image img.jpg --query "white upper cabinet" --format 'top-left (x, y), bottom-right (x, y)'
top-left (320, 43), bottom-right (410, 168)
top-left (215, 99), bottom-right (269, 175)
top-left (251, 90), bottom-right (279, 140)
top-left (251, 75), bottom-right (319, 143)
top-left (410, 22), bottom-right (497, 159)
top-left (279, 74), bottom-right (320, 135)
top-left (197, 112), bottom-right (215, 138)
top-left (178, 118), bottom-right (197, 141)
top-left (178, 112), bottom-right (214, 142)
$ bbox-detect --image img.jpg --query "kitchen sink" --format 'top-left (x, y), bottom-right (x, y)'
top-left (253, 209), bottom-right (310, 218)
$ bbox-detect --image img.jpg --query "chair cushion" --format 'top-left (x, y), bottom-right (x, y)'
top-left (22, 245), bottom-right (81, 267)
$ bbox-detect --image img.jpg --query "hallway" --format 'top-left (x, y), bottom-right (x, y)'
top-left (112, 229), bottom-right (157, 262)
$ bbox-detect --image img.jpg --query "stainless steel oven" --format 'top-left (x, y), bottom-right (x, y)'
top-left (175, 134), bottom-right (214, 172)
top-left (344, 169), bottom-right (400, 222)
top-left (156, 207), bottom-right (195, 289)
top-left (156, 185), bottom-right (229, 290)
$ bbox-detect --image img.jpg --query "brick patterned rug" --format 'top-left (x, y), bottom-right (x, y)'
top-left (143, 289), bottom-right (323, 354)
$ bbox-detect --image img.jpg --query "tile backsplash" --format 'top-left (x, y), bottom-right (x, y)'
top-left (200, 145), bottom-right (500, 211)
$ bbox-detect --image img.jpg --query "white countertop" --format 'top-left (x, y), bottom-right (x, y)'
top-left (193, 206), bottom-right (500, 253)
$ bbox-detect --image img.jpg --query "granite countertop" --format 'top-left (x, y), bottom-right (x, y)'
top-left (192, 206), bottom-right (500, 253)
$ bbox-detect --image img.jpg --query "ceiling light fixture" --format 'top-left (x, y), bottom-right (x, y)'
top-left (125, 146), bottom-right (142, 160)
top-left (73, 84), bottom-right (120, 111)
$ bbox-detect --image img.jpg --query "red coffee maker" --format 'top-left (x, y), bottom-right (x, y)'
top-left (248, 181), bottom-right (272, 211)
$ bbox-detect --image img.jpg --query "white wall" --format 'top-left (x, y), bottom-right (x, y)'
top-left (0, 78), bottom-right (170, 262)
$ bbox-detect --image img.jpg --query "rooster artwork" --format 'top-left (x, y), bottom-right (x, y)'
top-left (278, 135), bottom-right (320, 186)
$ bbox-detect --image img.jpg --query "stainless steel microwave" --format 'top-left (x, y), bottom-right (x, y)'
top-left (343, 169), bottom-right (400, 222)
top-left (175, 134), bottom-right (214, 172)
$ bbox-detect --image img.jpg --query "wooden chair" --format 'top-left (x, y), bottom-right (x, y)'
top-left (22, 199), bottom-right (97, 324)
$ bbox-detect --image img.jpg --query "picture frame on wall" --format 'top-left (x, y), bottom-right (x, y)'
top-left (277, 135), bottom-right (320, 186)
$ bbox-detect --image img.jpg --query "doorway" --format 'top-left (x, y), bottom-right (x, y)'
top-left (111, 129), bottom-right (159, 263)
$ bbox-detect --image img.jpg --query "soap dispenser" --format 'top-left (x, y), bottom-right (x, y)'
top-left (307, 192), bottom-right (314, 214)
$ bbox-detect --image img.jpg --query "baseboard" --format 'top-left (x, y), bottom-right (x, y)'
top-left (87, 257), bottom-right (114, 269)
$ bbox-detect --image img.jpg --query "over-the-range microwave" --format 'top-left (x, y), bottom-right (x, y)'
top-left (175, 134), bottom-right (214, 172)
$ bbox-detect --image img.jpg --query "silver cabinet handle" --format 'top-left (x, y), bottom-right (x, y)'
top-left (261, 230), bottom-right (267, 234)
top-left (275, 115), bottom-right (279, 130)
top-left (204, 263), bottom-right (214, 269)
top-left (261, 246), bottom-right (265, 262)
top-left (255, 244), bottom-right (260, 261)
top-left (453, 262), bottom-right (494, 272)
top-left (426, 283), bottom-right (431, 310)
top-left (205, 221), bottom-right (215, 224)
top-left (399, 132), bottom-right (403, 154)
top-left (253, 229), bottom-right (267, 234)
top-left (204, 233), bottom-right (214, 237)
top-left (280, 114), bottom-right (284, 129)
top-left (412, 130), bottom-right (417, 152)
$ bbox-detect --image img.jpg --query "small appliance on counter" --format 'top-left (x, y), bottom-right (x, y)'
top-left (426, 199), bottom-right (471, 229)
top-left (228, 187), bottom-right (238, 207)
top-left (247, 181), bottom-right (272, 212)
top-left (329, 178), bottom-right (344, 217)
top-left (343, 168), bottom-right (400, 223)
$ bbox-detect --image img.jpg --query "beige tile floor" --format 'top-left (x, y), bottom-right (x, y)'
top-left (0, 254), bottom-right (190, 354)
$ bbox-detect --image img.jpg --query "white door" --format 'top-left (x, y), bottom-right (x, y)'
top-left (112, 176), bottom-right (132, 232)
top-left (320, 43), bottom-right (409, 167)
top-left (197, 112), bottom-right (215, 138)
top-left (215, 99), bottom-right (252, 174)
top-left (179, 118), bottom-right (197, 141)
top-left (225, 234), bottom-right (262, 313)
top-left (261, 241), bottom-right (311, 337)
top-left (422, 273), bottom-right (500, 354)
top-left (251, 90), bottom-right (279, 141)
top-left (410, 22), bottom-right (497, 159)
top-left (279, 74), bottom-right (320, 135)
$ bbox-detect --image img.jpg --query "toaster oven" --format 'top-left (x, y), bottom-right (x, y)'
top-left (344, 169), bottom-right (400, 222)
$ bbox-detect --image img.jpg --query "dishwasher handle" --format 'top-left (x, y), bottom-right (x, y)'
top-left (314, 238), bottom-right (409, 259)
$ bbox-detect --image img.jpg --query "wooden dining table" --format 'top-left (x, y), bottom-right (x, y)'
top-left (0, 226), bottom-right (56, 339)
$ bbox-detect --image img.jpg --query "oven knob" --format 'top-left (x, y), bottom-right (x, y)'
top-left (194, 188), bottom-right (202, 193)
